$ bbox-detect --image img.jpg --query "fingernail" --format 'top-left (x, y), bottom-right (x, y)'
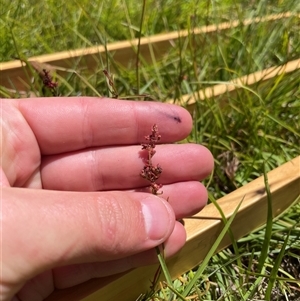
top-left (141, 196), bottom-right (175, 241)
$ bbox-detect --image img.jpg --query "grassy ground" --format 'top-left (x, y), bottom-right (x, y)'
top-left (1, 0), bottom-right (299, 300)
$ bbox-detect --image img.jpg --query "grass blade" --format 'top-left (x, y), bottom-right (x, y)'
top-left (258, 163), bottom-right (274, 272)
top-left (265, 230), bottom-right (291, 300)
top-left (182, 197), bottom-right (244, 297)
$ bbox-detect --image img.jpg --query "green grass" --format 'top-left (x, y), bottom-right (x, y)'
top-left (1, 0), bottom-right (300, 300)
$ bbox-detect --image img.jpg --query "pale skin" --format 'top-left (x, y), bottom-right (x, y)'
top-left (0, 97), bottom-right (214, 301)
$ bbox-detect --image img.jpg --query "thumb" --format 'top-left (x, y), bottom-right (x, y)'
top-left (2, 187), bottom-right (175, 294)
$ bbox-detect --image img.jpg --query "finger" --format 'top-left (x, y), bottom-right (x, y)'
top-left (52, 222), bottom-right (186, 288)
top-left (137, 181), bottom-right (208, 220)
top-left (46, 180), bottom-right (208, 221)
top-left (18, 97), bottom-right (192, 155)
top-left (2, 187), bottom-right (181, 293)
top-left (41, 144), bottom-right (213, 191)
top-left (15, 223), bottom-right (186, 300)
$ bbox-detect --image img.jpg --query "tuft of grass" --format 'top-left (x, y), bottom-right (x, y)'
top-left (1, 0), bottom-right (299, 300)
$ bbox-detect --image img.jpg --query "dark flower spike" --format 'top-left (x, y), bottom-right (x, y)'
top-left (41, 69), bottom-right (59, 96)
top-left (42, 69), bottom-right (58, 89)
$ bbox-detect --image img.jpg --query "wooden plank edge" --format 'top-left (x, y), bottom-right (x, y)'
top-left (1, 12), bottom-right (296, 69)
top-left (173, 59), bottom-right (300, 109)
top-left (1, 12), bottom-right (298, 91)
top-left (1, 12), bottom-right (296, 70)
top-left (45, 156), bottom-right (300, 301)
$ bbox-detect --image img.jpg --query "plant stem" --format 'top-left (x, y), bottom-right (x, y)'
top-left (136, 0), bottom-right (146, 94)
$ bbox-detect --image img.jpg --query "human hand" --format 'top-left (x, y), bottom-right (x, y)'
top-left (1, 97), bottom-right (213, 301)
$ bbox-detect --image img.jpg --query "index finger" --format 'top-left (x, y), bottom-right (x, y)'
top-left (18, 97), bottom-right (192, 155)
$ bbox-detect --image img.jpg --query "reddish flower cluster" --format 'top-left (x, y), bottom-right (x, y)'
top-left (42, 69), bottom-right (58, 95)
top-left (140, 124), bottom-right (163, 195)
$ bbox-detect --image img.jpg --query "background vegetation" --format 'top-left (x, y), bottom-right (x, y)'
top-left (1, 0), bottom-right (299, 300)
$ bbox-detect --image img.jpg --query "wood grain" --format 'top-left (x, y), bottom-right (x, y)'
top-left (45, 156), bottom-right (300, 301)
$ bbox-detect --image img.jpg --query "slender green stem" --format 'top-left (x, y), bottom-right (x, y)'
top-left (136, 0), bottom-right (146, 95)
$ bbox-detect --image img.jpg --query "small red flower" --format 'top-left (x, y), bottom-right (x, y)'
top-left (140, 124), bottom-right (163, 195)
top-left (42, 69), bottom-right (58, 89)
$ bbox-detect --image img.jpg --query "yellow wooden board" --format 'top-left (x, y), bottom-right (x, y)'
top-left (45, 156), bottom-right (300, 301)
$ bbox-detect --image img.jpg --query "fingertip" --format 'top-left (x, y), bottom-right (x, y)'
top-left (164, 103), bottom-right (193, 139)
top-left (193, 144), bottom-right (214, 179)
top-left (204, 146), bottom-right (214, 173)
top-left (140, 195), bottom-right (176, 242)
